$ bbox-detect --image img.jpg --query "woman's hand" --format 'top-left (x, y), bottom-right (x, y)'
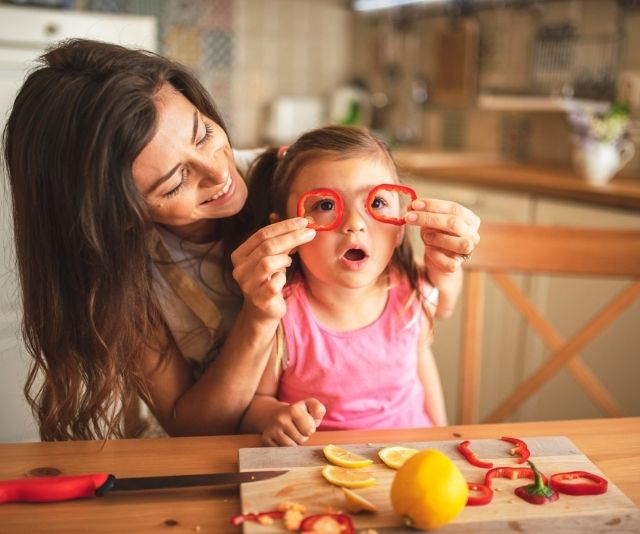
top-left (261, 398), bottom-right (326, 447)
top-left (231, 218), bottom-right (315, 321)
top-left (405, 198), bottom-right (481, 317)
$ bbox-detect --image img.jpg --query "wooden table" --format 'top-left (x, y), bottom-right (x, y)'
top-left (1, 418), bottom-right (638, 533)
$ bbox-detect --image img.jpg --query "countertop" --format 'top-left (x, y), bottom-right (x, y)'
top-left (1, 417), bottom-right (638, 533)
top-left (393, 150), bottom-right (640, 212)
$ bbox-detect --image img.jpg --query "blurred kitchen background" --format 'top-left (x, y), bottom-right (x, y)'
top-left (1, 0), bottom-right (639, 442)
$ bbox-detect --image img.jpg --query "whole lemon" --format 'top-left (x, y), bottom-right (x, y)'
top-left (390, 449), bottom-right (468, 530)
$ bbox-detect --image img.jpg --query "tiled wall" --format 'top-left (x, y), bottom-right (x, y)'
top-left (352, 0), bottom-right (640, 179)
top-left (72, 0), bottom-right (352, 147)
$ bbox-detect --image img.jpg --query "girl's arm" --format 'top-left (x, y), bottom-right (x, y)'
top-left (417, 314), bottom-right (448, 427)
top-left (240, 342), bottom-right (325, 446)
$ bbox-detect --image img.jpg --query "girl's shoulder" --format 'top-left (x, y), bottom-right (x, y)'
top-left (390, 268), bottom-right (439, 308)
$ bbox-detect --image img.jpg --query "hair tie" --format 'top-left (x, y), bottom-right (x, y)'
top-left (277, 146), bottom-right (288, 159)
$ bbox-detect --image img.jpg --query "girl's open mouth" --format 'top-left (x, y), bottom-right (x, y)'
top-left (344, 248), bottom-right (366, 262)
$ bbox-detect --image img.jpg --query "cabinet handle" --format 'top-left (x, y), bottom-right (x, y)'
top-left (44, 23), bottom-right (59, 37)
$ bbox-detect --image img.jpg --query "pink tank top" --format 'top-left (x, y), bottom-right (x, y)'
top-left (279, 271), bottom-right (433, 431)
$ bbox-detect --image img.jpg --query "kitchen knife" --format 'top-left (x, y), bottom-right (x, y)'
top-left (0, 470), bottom-right (287, 504)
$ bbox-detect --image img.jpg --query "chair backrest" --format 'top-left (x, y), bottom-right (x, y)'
top-left (459, 221), bottom-right (640, 424)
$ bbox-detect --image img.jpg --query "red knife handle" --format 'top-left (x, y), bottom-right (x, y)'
top-left (0, 473), bottom-right (112, 504)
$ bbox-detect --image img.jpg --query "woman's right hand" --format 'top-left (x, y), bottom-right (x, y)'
top-left (231, 217), bottom-right (315, 321)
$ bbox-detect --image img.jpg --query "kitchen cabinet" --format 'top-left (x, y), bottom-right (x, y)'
top-left (0, 5), bottom-right (156, 442)
top-left (402, 175), bottom-right (640, 424)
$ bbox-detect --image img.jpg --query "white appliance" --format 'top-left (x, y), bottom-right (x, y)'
top-left (0, 4), bottom-right (157, 442)
top-left (265, 96), bottom-right (326, 145)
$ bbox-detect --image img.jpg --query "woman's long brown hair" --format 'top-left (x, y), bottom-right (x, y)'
top-left (2, 39), bottom-right (230, 440)
top-left (243, 125), bottom-right (433, 324)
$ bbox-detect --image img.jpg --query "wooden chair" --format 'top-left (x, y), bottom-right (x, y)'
top-left (458, 221), bottom-right (640, 424)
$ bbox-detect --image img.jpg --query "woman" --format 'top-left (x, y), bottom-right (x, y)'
top-left (2, 39), bottom-right (479, 440)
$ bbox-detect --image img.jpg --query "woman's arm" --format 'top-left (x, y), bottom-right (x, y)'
top-left (406, 198), bottom-right (480, 319)
top-left (140, 218), bottom-right (316, 436)
top-left (417, 315), bottom-right (448, 427)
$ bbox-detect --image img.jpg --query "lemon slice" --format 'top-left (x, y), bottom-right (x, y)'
top-left (321, 465), bottom-right (376, 488)
top-left (323, 444), bottom-right (373, 468)
top-left (341, 487), bottom-right (378, 513)
top-left (378, 446), bottom-right (419, 469)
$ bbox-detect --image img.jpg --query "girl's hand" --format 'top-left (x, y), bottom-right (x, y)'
top-left (231, 218), bottom-right (315, 321)
top-left (261, 398), bottom-right (326, 447)
top-left (405, 198), bottom-right (481, 276)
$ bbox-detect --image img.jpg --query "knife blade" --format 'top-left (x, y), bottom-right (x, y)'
top-left (0, 470), bottom-right (287, 504)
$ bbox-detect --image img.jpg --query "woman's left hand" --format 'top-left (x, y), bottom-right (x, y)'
top-left (405, 197), bottom-right (481, 274)
top-left (405, 198), bottom-right (480, 318)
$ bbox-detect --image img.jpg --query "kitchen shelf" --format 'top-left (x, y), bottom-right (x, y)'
top-left (477, 94), bottom-right (610, 114)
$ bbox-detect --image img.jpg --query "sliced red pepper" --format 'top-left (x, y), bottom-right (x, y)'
top-left (296, 188), bottom-right (343, 231)
top-left (466, 482), bottom-right (493, 506)
top-left (550, 471), bottom-right (608, 496)
top-left (365, 184), bottom-right (417, 225)
top-left (229, 510), bottom-right (284, 526)
top-left (458, 440), bottom-right (494, 469)
top-left (500, 436), bottom-right (531, 464)
top-left (299, 513), bottom-right (354, 534)
top-left (484, 466), bottom-right (548, 488)
top-left (514, 461), bottom-right (558, 505)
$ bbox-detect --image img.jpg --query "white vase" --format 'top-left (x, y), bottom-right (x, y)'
top-left (572, 140), bottom-right (635, 186)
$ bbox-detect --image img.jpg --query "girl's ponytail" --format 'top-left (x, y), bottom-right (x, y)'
top-left (242, 147), bottom-right (281, 237)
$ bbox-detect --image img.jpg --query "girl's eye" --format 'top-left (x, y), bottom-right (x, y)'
top-left (317, 199), bottom-right (335, 212)
top-left (163, 168), bottom-right (188, 198)
top-left (370, 196), bottom-right (389, 210)
top-left (197, 122), bottom-right (214, 147)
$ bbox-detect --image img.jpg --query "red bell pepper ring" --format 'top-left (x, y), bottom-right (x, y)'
top-left (514, 461), bottom-right (558, 505)
top-left (296, 188), bottom-right (343, 231)
top-left (229, 510), bottom-right (284, 526)
top-left (458, 440), bottom-right (494, 469)
top-left (500, 436), bottom-right (531, 464)
top-left (466, 482), bottom-right (493, 506)
top-left (365, 184), bottom-right (417, 226)
top-left (484, 466), bottom-right (548, 488)
top-left (549, 471), bottom-right (608, 496)
top-left (299, 513), bottom-right (354, 534)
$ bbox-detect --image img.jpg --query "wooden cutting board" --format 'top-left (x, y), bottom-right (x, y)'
top-left (238, 436), bottom-right (639, 533)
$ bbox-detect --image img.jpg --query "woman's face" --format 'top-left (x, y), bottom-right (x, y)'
top-left (285, 155), bottom-right (403, 291)
top-left (132, 84), bottom-right (247, 242)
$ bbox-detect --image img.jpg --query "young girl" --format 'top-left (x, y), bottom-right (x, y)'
top-left (240, 125), bottom-right (448, 446)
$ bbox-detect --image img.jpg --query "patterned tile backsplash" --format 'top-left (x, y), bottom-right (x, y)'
top-left (81, 0), bottom-right (351, 147)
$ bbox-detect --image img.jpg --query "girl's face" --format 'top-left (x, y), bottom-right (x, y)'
top-left (132, 84), bottom-right (247, 242)
top-left (285, 155), bottom-right (403, 290)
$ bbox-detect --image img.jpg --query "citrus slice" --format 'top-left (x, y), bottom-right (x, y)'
top-left (321, 465), bottom-right (376, 489)
top-left (341, 487), bottom-right (378, 513)
top-left (378, 446), bottom-right (419, 469)
top-left (323, 444), bottom-right (373, 468)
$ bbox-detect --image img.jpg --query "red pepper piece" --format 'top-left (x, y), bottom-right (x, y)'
top-left (500, 436), bottom-right (531, 464)
top-left (299, 513), bottom-right (354, 534)
top-left (296, 188), bottom-right (343, 231)
top-left (484, 466), bottom-right (548, 488)
top-left (365, 184), bottom-right (417, 226)
top-left (514, 461), bottom-right (558, 505)
top-left (229, 510), bottom-right (284, 526)
top-left (550, 471), bottom-right (608, 496)
top-left (466, 482), bottom-right (493, 506)
top-left (458, 440), bottom-right (494, 469)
